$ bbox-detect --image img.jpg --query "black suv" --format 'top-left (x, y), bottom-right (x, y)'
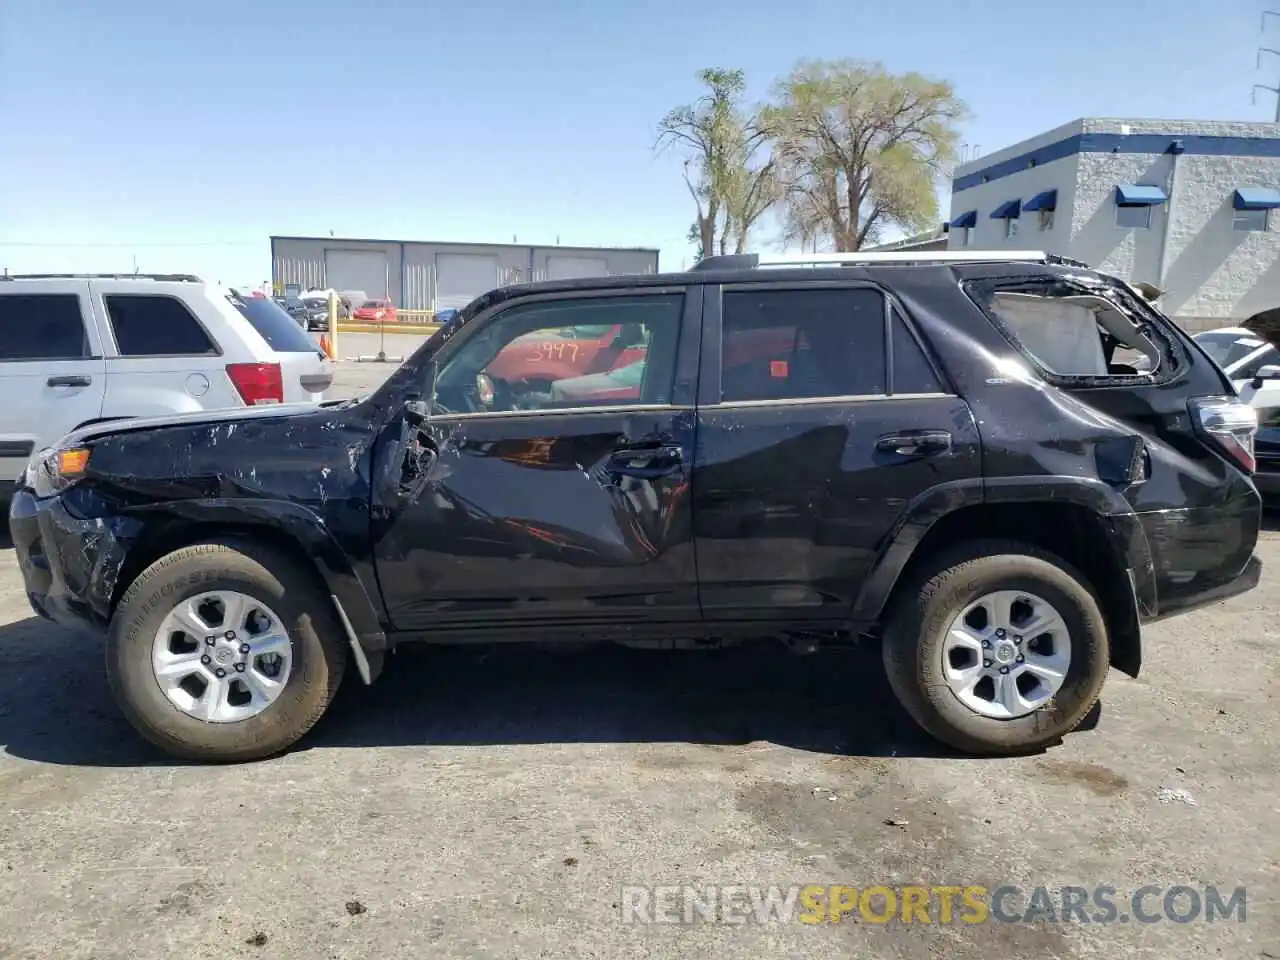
top-left (10, 251), bottom-right (1263, 762)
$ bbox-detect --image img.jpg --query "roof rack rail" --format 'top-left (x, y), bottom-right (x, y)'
top-left (0, 273), bottom-right (203, 282)
top-left (690, 251), bottom-right (1078, 271)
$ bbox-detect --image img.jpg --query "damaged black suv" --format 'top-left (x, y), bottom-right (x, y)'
top-left (11, 251), bottom-right (1263, 762)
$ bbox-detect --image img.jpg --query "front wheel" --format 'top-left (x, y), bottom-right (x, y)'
top-left (107, 540), bottom-right (348, 762)
top-left (882, 539), bottom-right (1109, 756)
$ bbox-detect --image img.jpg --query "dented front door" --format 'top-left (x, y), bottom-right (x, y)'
top-left (370, 288), bottom-right (702, 631)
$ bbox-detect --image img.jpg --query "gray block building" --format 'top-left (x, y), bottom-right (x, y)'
top-left (946, 118), bottom-right (1280, 331)
top-left (270, 236), bottom-right (660, 313)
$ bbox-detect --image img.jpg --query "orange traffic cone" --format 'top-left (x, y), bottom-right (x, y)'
top-left (318, 332), bottom-right (335, 360)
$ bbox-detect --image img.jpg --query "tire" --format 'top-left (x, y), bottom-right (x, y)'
top-left (882, 539), bottom-right (1109, 756)
top-left (107, 539), bottom-right (348, 762)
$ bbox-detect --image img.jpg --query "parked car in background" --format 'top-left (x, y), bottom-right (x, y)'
top-left (433, 308), bottom-right (459, 326)
top-left (1253, 409), bottom-right (1280, 498)
top-left (273, 295), bottom-right (311, 328)
top-left (10, 251), bottom-right (1263, 762)
top-left (353, 298), bottom-right (396, 323)
top-left (296, 294), bottom-right (332, 332)
top-left (0, 274), bottom-right (334, 508)
top-left (1191, 327), bottom-right (1280, 410)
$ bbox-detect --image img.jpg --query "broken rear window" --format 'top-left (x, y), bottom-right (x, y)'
top-left (964, 278), bottom-right (1178, 382)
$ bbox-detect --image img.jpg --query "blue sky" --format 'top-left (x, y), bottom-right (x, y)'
top-left (0, 0), bottom-right (1274, 284)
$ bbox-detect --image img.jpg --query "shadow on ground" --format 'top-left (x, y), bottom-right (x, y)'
top-left (0, 607), bottom-right (1079, 767)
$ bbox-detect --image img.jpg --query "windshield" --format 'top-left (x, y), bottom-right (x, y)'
top-left (1194, 331), bottom-right (1267, 371)
top-left (229, 294), bottom-right (321, 354)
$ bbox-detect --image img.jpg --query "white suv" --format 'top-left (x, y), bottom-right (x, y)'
top-left (1193, 327), bottom-right (1280, 409)
top-left (0, 274), bottom-right (334, 494)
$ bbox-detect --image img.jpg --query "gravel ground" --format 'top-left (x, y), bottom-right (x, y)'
top-left (0, 353), bottom-right (1275, 959)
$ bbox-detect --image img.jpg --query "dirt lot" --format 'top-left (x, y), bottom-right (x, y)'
top-left (0, 356), bottom-right (1276, 959)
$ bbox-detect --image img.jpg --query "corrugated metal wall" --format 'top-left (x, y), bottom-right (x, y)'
top-left (272, 237), bottom-right (660, 311)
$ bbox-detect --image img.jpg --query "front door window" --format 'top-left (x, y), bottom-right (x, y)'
top-left (433, 294), bottom-right (683, 414)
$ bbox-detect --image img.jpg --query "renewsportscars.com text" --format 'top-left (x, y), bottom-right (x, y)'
top-left (619, 884), bottom-right (1247, 925)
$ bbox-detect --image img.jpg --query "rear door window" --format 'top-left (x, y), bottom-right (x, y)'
top-left (229, 294), bottom-right (319, 353)
top-left (105, 295), bottom-right (218, 357)
top-left (720, 288), bottom-right (887, 402)
top-left (0, 294), bottom-right (90, 361)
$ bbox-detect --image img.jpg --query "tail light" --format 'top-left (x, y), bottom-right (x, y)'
top-left (226, 362), bottom-right (284, 406)
top-left (1189, 397), bottom-right (1257, 473)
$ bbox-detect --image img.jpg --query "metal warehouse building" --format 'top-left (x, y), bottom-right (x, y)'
top-left (270, 236), bottom-right (660, 313)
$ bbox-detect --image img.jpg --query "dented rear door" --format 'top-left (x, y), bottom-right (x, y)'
top-left (692, 282), bottom-right (982, 624)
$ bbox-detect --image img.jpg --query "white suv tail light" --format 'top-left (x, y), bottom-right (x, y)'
top-left (226, 362), bottom-right (284, 406)
top-left (1189, 397), bottom-right (1257, 473)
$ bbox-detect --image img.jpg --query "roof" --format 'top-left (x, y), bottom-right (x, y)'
top-left (467, 253), bottom-right (1098, 302)
top-left (269, 235), bottom-right (661, 255)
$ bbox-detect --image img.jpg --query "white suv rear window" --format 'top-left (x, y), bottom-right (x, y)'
top-left (229, 295), bottom-right (320, 354)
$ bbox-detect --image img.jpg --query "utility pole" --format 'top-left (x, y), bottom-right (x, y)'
top-left (1256, 13), bottom-right (1280, 121)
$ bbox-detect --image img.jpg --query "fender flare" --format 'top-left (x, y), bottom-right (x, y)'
top-left (849, 476), bottom-right (1154, 648)
top-left (128, 498), bottom-right (388, 681)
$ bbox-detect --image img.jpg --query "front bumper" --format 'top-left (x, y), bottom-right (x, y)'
top-left (9, 486), bottom-right (142, 632)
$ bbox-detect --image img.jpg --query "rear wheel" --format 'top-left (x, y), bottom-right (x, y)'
top-left (107, 540), bottom-right (347, 762)
top-left (882, 539), bottom-right (1109, 755)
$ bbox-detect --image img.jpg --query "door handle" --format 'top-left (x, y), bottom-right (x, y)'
top-left (609, 444), bottom-right (684, 479)
top-left (47, 375), bottom-right (92, 388)
top-left (876, 430), bottom-right (952, 457)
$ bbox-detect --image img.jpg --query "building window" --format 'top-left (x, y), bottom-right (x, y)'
top-left (1004, 218), bottom-right (1019, 239)
top-left (960, 227), bottom-right (972, 247)
top-left (1039, 209), bottom-right (1054, 231)
top-left (1233, 207), bottom-right (1270, 232)
top-left (1116, 204), bottom-right (1152, 230)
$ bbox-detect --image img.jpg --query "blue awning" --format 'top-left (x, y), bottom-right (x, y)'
top-left (1022, 189), bottom-right (1057, 212)
top-left (1233, 188), bottom-right (1280, 210)
top-left (1115, 184), bottom-right (1168, 206)
top-left (990, 199), bottom-right (1021, 219)
top-left (950, 210), bottom-right (977, 228)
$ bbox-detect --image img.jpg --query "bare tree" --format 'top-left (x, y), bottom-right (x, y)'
top-left (766, 59), bottom-right (967, 251)
top-left (657, 68), bottom-right (778, 259)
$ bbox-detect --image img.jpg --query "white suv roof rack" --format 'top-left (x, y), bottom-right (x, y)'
top-left (690, 251), bottom-right (1074, 272)
top-left (0, 272), bottom-right (203, 282)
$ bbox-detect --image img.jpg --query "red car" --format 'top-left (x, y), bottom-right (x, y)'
top-left (353, 299), bottom-right (397, 322)
top-left (485, 323), bottom-right (647, 389)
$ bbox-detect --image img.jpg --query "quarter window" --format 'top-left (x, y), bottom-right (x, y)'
top-left (432, 294), bottom-right (683, 413)
top-left (0, 294), bottom-right (90, 361)
top-left (966, 278), bottom-right (1167, 379)
top-left (720, 288), bottom-right (886, 402)
top-left (104, 295), bottom-right (218, 357)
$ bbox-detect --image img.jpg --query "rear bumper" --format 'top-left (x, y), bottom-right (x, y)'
top-left (1252, 467), bottom-right (1280, 496)
top-left (1143, 553), bottom-right (1262, 623)
top-left (9, 486), bottom-right (142, 632)
top-left (1134, 491), bottom-right (1263, 622)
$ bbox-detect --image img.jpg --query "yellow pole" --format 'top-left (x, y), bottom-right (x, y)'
top-left (328, 291), bottom-right (339, 359)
